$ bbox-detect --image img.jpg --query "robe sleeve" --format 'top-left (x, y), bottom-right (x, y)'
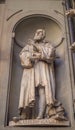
top-left (19, 45), bottom-right (33, 68)
top-left (40, 43), bottom-right (56, 63)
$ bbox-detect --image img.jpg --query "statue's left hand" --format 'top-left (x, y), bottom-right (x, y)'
top-left (30, 52), bottom-right (41, 62)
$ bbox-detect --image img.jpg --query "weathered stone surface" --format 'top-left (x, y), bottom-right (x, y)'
top-left (0, 0), bottom-right (75, 130)
top-left (9, 119), bottom-right (70, 127)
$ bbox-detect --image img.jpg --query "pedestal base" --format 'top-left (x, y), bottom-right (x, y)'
top-left (9, 119), bottom-right (70, 127)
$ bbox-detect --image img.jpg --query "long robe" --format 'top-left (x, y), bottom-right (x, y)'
top-left (18, 41), bottom-right (56, 109)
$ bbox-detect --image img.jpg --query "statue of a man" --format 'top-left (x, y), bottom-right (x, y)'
top-left (13, 29), bottom-right (67, 122)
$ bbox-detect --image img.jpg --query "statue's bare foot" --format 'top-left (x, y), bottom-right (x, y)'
top-left (36, 117), bottom-right (42, 119)
top-left (13, 117), bottom-right (21, 122)
top-left (13, 116), bottom-right (26, 122)
top-left (36, 115), bottom-right (43, 119)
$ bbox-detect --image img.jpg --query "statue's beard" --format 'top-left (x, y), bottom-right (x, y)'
top-left (34, 36), bottom-right (44, 42)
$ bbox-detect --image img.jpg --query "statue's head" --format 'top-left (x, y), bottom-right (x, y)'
top-left (34, 29), bottom-right (46, 42)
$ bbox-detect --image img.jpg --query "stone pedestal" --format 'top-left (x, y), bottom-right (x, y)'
top-left (9, 119), bottom-right (70, 127)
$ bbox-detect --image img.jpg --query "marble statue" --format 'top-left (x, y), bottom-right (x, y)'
top-left (66, 8), bottom-right (75, 51)
top-left (66, 8), bottom-right (75, 16)
top-left (69, 42), bottom-right (75, 51)
top-left (13, 29), bottom-right (67, 123)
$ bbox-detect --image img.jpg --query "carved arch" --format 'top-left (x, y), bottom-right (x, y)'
top-left (5, 10), bottom-right (68, 125)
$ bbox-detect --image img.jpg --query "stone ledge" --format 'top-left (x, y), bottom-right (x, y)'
top-left (9, 119), bottom-right (70, 127)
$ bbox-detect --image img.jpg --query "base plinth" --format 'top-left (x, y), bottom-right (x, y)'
top-left (9, 119), bottom-right (70, 127)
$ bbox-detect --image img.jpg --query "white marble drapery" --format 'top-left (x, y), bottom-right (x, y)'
top-left (18, 41), bottom-right (56, 109)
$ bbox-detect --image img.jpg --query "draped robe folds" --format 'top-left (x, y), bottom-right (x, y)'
top-left (18, 41), bottom-right (56, 110)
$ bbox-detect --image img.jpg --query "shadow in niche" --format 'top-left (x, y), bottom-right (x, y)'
top-left (8, 16), bottom-right (70, 126)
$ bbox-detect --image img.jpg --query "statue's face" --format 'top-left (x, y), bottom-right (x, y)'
top-left (34, 29), bottom-right (45, 42)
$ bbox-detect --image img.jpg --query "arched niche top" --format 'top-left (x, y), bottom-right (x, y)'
top-left (7, 10), bottom-right (64, 37)
top-left (13, 15), bottom-right (63, 48)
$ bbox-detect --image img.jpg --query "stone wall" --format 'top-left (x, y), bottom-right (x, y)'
top-left (0, 0), bottom-right (75, 130)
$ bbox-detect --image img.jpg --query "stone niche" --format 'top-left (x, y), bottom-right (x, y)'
top-left (7, 15), bottom-right (70, 126)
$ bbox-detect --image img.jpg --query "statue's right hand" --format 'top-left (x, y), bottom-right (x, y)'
top-left (30, 53), bottom-right (41, 63)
